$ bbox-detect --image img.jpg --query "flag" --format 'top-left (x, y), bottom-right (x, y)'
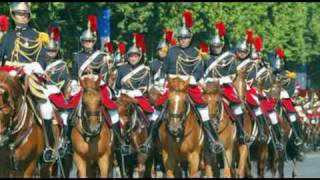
top-left (98, 9), bottom-right (111, 50)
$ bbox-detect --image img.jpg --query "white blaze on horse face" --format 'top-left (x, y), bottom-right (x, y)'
top-left (173, 95), bottom-right (181, 116)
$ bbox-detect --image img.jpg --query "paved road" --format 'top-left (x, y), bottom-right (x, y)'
top-left (67, 151), bottom-right (320, 178)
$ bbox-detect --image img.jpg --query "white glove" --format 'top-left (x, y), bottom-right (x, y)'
top-left (23, 62), bottom-right (45, 75)
top-left (70, 80), bottom-right (81, 96)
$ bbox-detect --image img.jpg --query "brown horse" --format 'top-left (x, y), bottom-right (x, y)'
top-left (249, 68), bottom-right (273, 178)
top-left (233, 65), bottom-right (254, 178)
top-left (268, 77), bottom-right (296, 178)
top-left (202, 80), bottom-right (236, 178)
top-left (71, 75), bottom-right (114, 177)
top-left (115, 94), bottom-right (153, 178)
top-left (158, 77), bottom-right (204, 177)
top-left (0, 71), bottom-right (45, 177)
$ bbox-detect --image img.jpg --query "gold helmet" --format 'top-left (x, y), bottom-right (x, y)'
top-left (10, 2), bottom-right (32, 25)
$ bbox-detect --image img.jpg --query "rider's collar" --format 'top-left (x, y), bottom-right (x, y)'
top-left (15, 25), bottom-right (28, 31)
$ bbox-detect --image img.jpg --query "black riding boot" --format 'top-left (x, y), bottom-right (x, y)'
top-left (58, 125), bottom-right (69, 158)
top-left (203, 121), bottom-right (224, 154)
top-left (272, 123), bottom-right (284, 151)
top-left (235, 114), bottom-right (247, 144)
top-left (257, 115), bottom-right (268, 143)
top-left (43, 120), bottom-right (56, 162)
top-left (112, 121), bottom-right (130, 155)
top-left (292, 120), bottom-right (303, 146)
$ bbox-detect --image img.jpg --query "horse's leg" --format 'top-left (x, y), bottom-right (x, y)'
top-left (257, 143), bottom-right (268, 178)
top-left (73, 152), bottom-right (87, 177)
top-left (292, 159), bottom-right (297, 178)
top-left (98, 154), bottom-right (110, 178)
top-left (237, 144), bottom-right (249, 178)
top-left (23, 158), bottom-right (38, 178)
top-left (223, 147), bottom-right (233, 178)
top-left (188, 151), bottom-right (201, 177)
top-left (162, 150), bottom-right (175, 178)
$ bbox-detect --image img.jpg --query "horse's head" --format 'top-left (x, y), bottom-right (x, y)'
top-left (0, 71), bottom-right (23, 143)
top-left (117, 94), bottom-right (139, 129)
top-left (80, 75), bottom-right (103, 135)
top-left (166, 77), bottom-right (190, 136)
top-left (203, 80), bottom-right (222, 122)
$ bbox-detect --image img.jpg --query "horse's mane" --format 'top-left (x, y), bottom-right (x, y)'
top-left (80, 75), bottom-right (100, 89)
top-left (203, 82), bottom-right (220, 94)
top-left (167, 77), bottom-right (188, 92)
top-left (0, 71), bottom-right (23, 101)
top-left (118, 94), bottom-right (138, 105)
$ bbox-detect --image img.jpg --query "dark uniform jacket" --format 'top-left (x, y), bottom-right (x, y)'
top-left (0, 26), bottom-right (48, 68)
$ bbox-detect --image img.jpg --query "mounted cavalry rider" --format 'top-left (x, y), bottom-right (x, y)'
top-left (70, 15), bottom-right (119, 139)
top-left (241, 35), bottom-right (268, 143)
top-left (201, 21), bottom-right (249, 145)
top-left (150, 28), bottom-right (175, 94)
top-left (153, 11), bottom-right (224, 154)
top-left (114, 33), bottom-right (154, 150)
top-left (271, 48), bottom-right (304, 147)
top-left (0, 2), bottom-right (67, 162)
top-left (43, 25), bottom-right (81, 158)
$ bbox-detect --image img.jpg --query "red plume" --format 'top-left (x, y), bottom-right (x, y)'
top-left (182, 10), bottom-right (193, 28)
top-left (171, 38), bottom-right (177, 46)
top-left (298, 88), bottom-right (307, 97)
top-left (88, 15), bottom-right (97, 32)
top-left (50, 26), bottom-right (60, 42)
top-left (246, 29), bottom-right (254, 44)
top-left (254, 36), bottom-right (263, 53)
top-left (0, 15), bottom-right (9, 32)
top-left (133, 33), bottom-right (146, 52)
top-left (199, 43), bottom-right (209, 53)
top-left (215, 21), bottom-right (225, 37)
top-left (104, 42), bottom-right (113, 53)
top-left (118, 42), bottom-right (126, 55)
top-left (276, 48), bottom-right (284, 59)
top-left (165, 29), bottom-right (173, 44)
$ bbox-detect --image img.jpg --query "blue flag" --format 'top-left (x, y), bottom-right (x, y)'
top-left (98, 9), bottom-right (111, 50)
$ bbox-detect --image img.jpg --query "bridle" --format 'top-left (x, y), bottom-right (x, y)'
top-left (76, 88), bottom-right (103, 139)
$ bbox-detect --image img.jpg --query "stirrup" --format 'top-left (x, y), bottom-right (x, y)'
top-left (139, 143), bottom-right (152, 154)
top-left (43, 147), bottom-right (57, 163)
top-left (210, 142), bottom-right (224, 154)
top-left (275, 142), bottom-right (284, 151)
top-left (258, 134), bottom-right (268, 143)
top-left (120, 144), bottom-right (131, 155)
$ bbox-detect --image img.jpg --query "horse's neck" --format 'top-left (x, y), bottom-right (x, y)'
top-left (234, 73), bottom-right (246, 99)
top-left (12, 98), bottom-right (34, 140)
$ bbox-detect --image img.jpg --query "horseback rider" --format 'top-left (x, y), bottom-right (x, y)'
top-left (201, 21), bottom-right (249, 145)
top-left (271, 48), bottom-right (304, 147)
top-left (114, 33), bottom-right (154, 153)
top-left (70, 15), bottom-right (119, 141)
top-left (150, 28), bottom-right (173, 94)
top-left (242, 35), bottom-right (268, 143)
top-left (153, 11), bottom-right (224, 154)
top-left (43, 25), bottom-right (79, 158)
top-left (0, 2), bottom-right (65, 162)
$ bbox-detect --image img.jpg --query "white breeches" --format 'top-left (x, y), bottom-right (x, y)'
top-left (108, 109), bottom-right (119, 124)
top-left (38, 100), bottom-right (53, 120)
top-left (268, 111), bottom-right (278, 125)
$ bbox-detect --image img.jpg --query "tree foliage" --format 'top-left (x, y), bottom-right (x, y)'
top-left (1, 2), bottom-right (319, 88)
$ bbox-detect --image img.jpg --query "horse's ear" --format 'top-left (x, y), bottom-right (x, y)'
top-left (96, 74), bottom-right (102, 87)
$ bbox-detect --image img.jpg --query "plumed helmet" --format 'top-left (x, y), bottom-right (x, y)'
top-left (177, 10), bottom-right (193, 38)
top-left (210, 21), bottom-right (226, 46)
top-left (46, 26), bottom-right (60, 51)
top-left (80, 15), bottom-right (97, 42)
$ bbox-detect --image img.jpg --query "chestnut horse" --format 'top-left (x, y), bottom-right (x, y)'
top-left (158, 77), bottom-right (204, 177)
top-left (71, 75), bottom-right (114, 177)
top-left (233, 64), bottom-right (254, 178)
top-left (115, 94), bottom-right (153, 178)
top-left (249, 68), bottom-right (272, 178)
top-left (0, 71), bottom-right (45, 177)
top-left (202, 80), bottom-right (236, 178)
top-left (268, 77), bottom-right (296, 178)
